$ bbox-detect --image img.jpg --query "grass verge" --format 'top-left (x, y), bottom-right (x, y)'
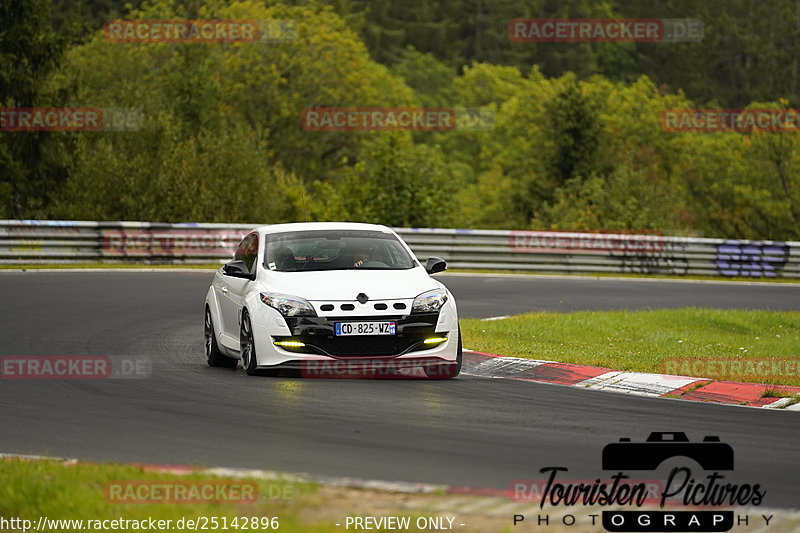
top-left (0, 458), bottom-right (316, 532)
top-left (461, 308), bottom-right (800, 387)
top-left (0, 458), bottom-right (517, 533)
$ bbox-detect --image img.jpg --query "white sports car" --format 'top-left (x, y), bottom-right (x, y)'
top-left (204, 222), bottom-right (461, 378)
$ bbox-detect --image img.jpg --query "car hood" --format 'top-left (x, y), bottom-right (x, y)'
top-left (261, 267), bottom-right (441, 301)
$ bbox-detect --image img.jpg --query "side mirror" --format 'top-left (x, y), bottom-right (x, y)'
top-left (425, 256), bottom-right (447, 274)
top-left (222, 260), bottom-right (253, 279)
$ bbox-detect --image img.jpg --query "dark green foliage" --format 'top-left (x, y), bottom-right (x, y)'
top-left (1, 0), bottom-right (798, 240)
top-left (0, 0), bottom-right (71, 218)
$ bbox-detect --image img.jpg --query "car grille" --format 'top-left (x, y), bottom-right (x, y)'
top-left (280, 313), bottom-right (440, 357)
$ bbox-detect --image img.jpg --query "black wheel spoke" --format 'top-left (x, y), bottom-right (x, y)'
top-left (241, 315), bottom-right (252, 368)
top-left (204, 311), bottom-right (212, 357)
top-left (240, 312), bottom-right (260, 375)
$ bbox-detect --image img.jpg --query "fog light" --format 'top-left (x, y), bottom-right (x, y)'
top-left (274, 340), bottom-right (306, 348)
top-left (423, 337), bottom-right (448, 345)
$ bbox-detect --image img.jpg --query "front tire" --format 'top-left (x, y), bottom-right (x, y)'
top-left (206, 307), bottom-right (237, 368)
top-left (240, 310), bottom-right (278, 377)
top-left (424, 326), bottom-right (462, 379)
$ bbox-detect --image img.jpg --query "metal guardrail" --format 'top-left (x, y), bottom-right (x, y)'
top-left (1, 220), bottom-right (798, 278)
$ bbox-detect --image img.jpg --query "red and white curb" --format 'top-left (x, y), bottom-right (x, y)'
top-left (462, 350), bottom-right (800, 410)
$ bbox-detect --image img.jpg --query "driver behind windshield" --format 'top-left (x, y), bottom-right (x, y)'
top-left (350, 243), bottom-right (372, 268)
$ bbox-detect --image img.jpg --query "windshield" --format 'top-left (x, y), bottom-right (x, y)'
top-left (263, 230), bottom-right (416, 272)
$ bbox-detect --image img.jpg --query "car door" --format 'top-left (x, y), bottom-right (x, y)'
top-left (218, 232), bottom-right (258, 340)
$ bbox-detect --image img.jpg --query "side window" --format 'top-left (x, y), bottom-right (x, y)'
top-left (233, 235), bottom-right (249, 263)
top-left (233, 233), bottom-right (259, 273)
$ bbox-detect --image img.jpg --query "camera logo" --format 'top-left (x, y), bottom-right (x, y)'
top-left (602, 432), bottom-right (734, 471)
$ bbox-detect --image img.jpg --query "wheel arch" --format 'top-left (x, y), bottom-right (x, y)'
top-left (205, 285), bottom-right (223, 339)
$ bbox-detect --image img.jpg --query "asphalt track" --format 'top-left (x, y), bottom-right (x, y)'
top-left (0, 272), bottom-right (798, 508)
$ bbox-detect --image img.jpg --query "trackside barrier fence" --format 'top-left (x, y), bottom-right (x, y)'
top-left (1, 220), bottom-right (798, 278)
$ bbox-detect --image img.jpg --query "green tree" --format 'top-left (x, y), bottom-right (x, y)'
top-left (677, 106), bottom-right (800, 240)
top-left (322, 135), bottom-right (458, 227)
top-left (0, 0), bottom-right (71, 218)
top-left (545, 76), bottom-right (603, 185)
top-left (46, 0), bottom-right (454, 226)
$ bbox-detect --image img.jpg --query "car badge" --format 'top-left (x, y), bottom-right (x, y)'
top-left (356, 293), bottom-right (369, 304)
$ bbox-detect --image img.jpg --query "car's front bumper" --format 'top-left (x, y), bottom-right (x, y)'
top-left (250, 325), bottom-right (459, 372)
top-left (246, 292), bottom-right (459, 371)
top-left (273, 313), bottom-right (442, 357)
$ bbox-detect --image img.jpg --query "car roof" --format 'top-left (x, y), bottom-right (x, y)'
top-left (253, 222), bottom-right (395, 236)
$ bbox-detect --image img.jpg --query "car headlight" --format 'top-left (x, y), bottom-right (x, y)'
top-left (259, 292), bottom-right (317, 317)
top-left (411, 288), bottom-right (448, 314)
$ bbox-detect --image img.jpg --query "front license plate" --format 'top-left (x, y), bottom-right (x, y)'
top-left (335, 321), bottom-right (396, 336)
